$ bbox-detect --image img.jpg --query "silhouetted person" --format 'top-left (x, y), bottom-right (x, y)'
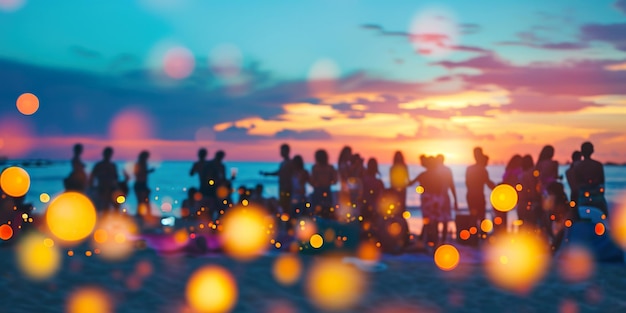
top-left (544, 182), bottom-right (571, 251)
top-left (498, 154), bottom-right (523, 233)
top-left (347, 153), bottom-right (365, 208)
top-left (434, 154), bottom-right (457, 242)
top-left (204, 150), bottom-right (234, 218)
top-left (410, 155), bottom-right (439, 246)
top-left (64, 143), bottom-right (88, 192)
top-left (518, 155), bottom-right (539, 228)
top-left (337, 146), bottom-right (353, 196)
top-left (190, 148), bottom-right (209, 196)
top-left (134, 150), bottom-right (155, 217)
top-left (181, 187), bottom-right (201, 219)
top-left (310, 149), bottom-right (337, 220)
top-left (536, 145), bottom-right (559, 197)
top-left (89, 147), bottom-right (119, 212)
top-left (362, 158), bottom-right (385, 223)
top-left (574, 142), bottom-right (607, 215)
top-left (465, 148), bottom-right (496, 234)
top-left (291, 155), bottom-right (310, 217)
top-left (261, 144), bottom-right (293, 216)
top-left (565, 151), bottom-right (582, 204)
top-left (389, 151), bottom-right (410, 214)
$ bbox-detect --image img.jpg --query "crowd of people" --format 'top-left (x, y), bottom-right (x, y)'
top-left (46, 140), bottom-right (608, 252)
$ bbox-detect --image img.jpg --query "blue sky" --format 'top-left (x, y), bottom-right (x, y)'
top-left (1, 0), bottom-right (626, 162)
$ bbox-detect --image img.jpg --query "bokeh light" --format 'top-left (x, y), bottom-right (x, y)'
top-left (46, 192), bottom-right (97, 242)
top-left (209, 43), bottom-right (243, 79)
top-left (558, 245), bottom-right (595, 283)
top-left (305, 258), bottom-right (365, 311)
top-left (483, 233), bottom-right (550, 294)
top-left (16, 92), bottom-right (39, 115)
top-left (16, 232), bottom-right (61, 280)
top-left (109, 107), bottom-right (154, 141)
top-left (163, 46), bottom-right (195, 79)
top-left (186, 266), bottom-right (238, 313)
top-left (0, 166), bottom-right (30, 197)
top-left (0, 117), bottom-right (34, 157)
top-left (40, 192), bottom-right (50, 203)
top-left (67, 287), bottom-right (112, 313)
top-left (434, 244), bottom-right (460, 271)
top-left (490, 184), bottom-right (518, 212)
top-left (409, 7), bottom-right (459, 57)
top-left (272, 254), bottom-right (302, 286)
top-left (480, 219), bottom-right (493, 233)
top-left (308, 58), bottom-right (339, 95)
top-left (220, 205), bottom-right (270, 261)
top-left (0, 224), bottom-right (13, 240)
top-left (0, 0), bottom-right (25, 13)
top-left (309, 234), bottom-right (324, 249)
top-left (91, 212), bottom-right (138, 260)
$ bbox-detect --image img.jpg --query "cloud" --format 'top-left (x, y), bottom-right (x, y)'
top-left (615, 0), bottom-right (626, 15)
top-left (580, 23), bottom-right (626, 51)
top-left (459, 23), bottom-right (481, 35)
top-left (274, 129), bottom-right (332, 140)
top-left (214, 126), bottom-right (263, 142)
top-left (69, 46), bottom-right (102, 59)
top-left (497, 41), bottom-right (589, 50)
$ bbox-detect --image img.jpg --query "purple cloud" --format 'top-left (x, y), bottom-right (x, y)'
top-left (615, 0), bottom-right (626, 15)
top-left (580, 23), bottom-right (626, 51)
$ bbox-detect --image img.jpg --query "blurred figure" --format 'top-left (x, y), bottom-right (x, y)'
top-left (310, 149), bottom-right (337, 220)
top-left (134, 150), bottom-right (155, 217)
top-left (205, 150), bottom-right (235, 218)
top-left (89, 147), bottom-right (119, 212)
top-left (518, 155), bottom-right (540, 229)
top-left (64, 143), bottom-right (88, 192)
top-left (565, 151), bottom-right (582, 204)
top-left (190, 148), bottom-right (209, 196)
top-left (291, 155), bottom-right (310, 217)
top-left (434, 154), bottom-right (458, 242)
top-left (465, 148), bottom-right (496, 235)
top-left (536, 145), bottom-right (560, 197)
top-left (261, 144), bottom-right (293, 215)
top-left (337, 146), bottom-right (353, 196)
top-left (410, 155), bottom-right (439, 246)
top-left (362, 157), bottom-right (385, 223)
top-left (181, 187), bottom-right (202, 219)
top-left (347, 153), bottom-right (365, 208)
top-left (498, 154), bottom-right (523, 233)
top-left (574, 142), bottom-right (607, 216)
top-left (389, 151), bottom-right (410, 214)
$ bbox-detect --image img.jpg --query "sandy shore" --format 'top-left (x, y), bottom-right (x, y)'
top-left (2, 236), bottom-right (626, 313)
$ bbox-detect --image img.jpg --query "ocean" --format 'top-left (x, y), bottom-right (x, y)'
top-left (16, 160), bottom-right (626, 220)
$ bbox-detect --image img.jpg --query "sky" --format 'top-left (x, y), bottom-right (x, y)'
top-left (1, 0), bottom-right (625, 164)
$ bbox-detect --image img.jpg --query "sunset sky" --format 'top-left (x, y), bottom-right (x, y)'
top-left (1, 0), bottom-right (625, 164)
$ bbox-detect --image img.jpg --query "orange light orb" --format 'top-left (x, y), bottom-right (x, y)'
top-left (305, 258), bottom-right (365, 311)
top-left (16, 233), bottom-right (61, 280)
top-left (480, 219), bottom-right (494, 233)
top-left (459, 230), bottom-right (470, 240)
top-left (609, 201), bottom-right (626, 249)
top-left (16, 92), bottom-right (39, 115)
top-left (434, 244), bottom-right (460, 271)
top-left (595, 223), bottom-right (605, 236)
top-left (0, 224), bottom-right (13, 240)
top-left (40, 193), bottom-right (51, 203)
top-left (186, 266), bottom-right (238, 313)
top-left (220, 205), bottom-right (270, 261)
top-left (0, 166), bottom-right (30, 197)
top-left (272, 254), bottom-right (302, 286)
top-left (46, 192), bottom-right (97, 242)
top-left (67, 287), bottom-right (112, 313)
top-left (309, 234), bottom-right (324, 249)
top-left (92, 213), bottom-right (138, 260)
top-left (483, 233), bottom-right (550, 294)
top-left (490, 184), bottom-right (518, 212)
top-left (558, 245), bottom-right (595, 283)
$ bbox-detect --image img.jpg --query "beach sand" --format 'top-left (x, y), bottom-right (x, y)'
top-left (2, 235), bottom-right (626, 313)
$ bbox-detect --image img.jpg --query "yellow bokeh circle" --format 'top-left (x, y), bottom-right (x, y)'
top-left (46, 192), bottom-right (97, 242)
top-left (310, 234), bottom-right (324, 249)
top-left (305, 258), bottom-right (365, 311)
top-left (16, 233), bottom-right (61, 280)
top-left (0, 166), bottom-right (30, 197)
top-left (272, 254), bottom-right (302, 286)
top-left (434, 244), bottom-right (460, 271)
top-left (490, 184), bottom-right (518, 212)
top-left (220, 206), bottom-right (270, 261)
top-left (186, 266), bottom-right (238, 313)
top-left (67, 287), bottom-right (111, 313)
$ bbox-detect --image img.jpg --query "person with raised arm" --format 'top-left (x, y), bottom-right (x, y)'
top-left (260, 144), bottom-right (293, 216)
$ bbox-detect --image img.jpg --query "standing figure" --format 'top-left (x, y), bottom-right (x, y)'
top-left (410, 155), bottom-right (439, 247)
top-left (291, 155), bottom-right (310, 217)
top-left (565, 151), bottom-right (582, 205)
top-left (518, 155), bottom-right (540, 229)
top-left (309, 149), bottom-right (338, 220)
top-left (498, 154), bottom-right (523, 233)
top-left (362, 158), bottom-right (385, 223)
top-left (535, 145), bottom-right (560, 233)
top-left (134, 150), bottom-right (155, 217)
top-left (434, 154), bottom-right (458, 243)
top-left (89, 147), bottom-right (119, 212)
top-left (190, 148), bottom-right (209, 197)
top-left (64, 143), bottom-right (88, 192)
top-left (465, 148), bottom-right (496, 235)
top-left (389, 151), bottom-right (410, 215)
top-left (204, 150), bottom-right (235, 219)
top-left (574, 142), bottom-right (607, 216)
top-left (260, 144), bottom-right (293, 215)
